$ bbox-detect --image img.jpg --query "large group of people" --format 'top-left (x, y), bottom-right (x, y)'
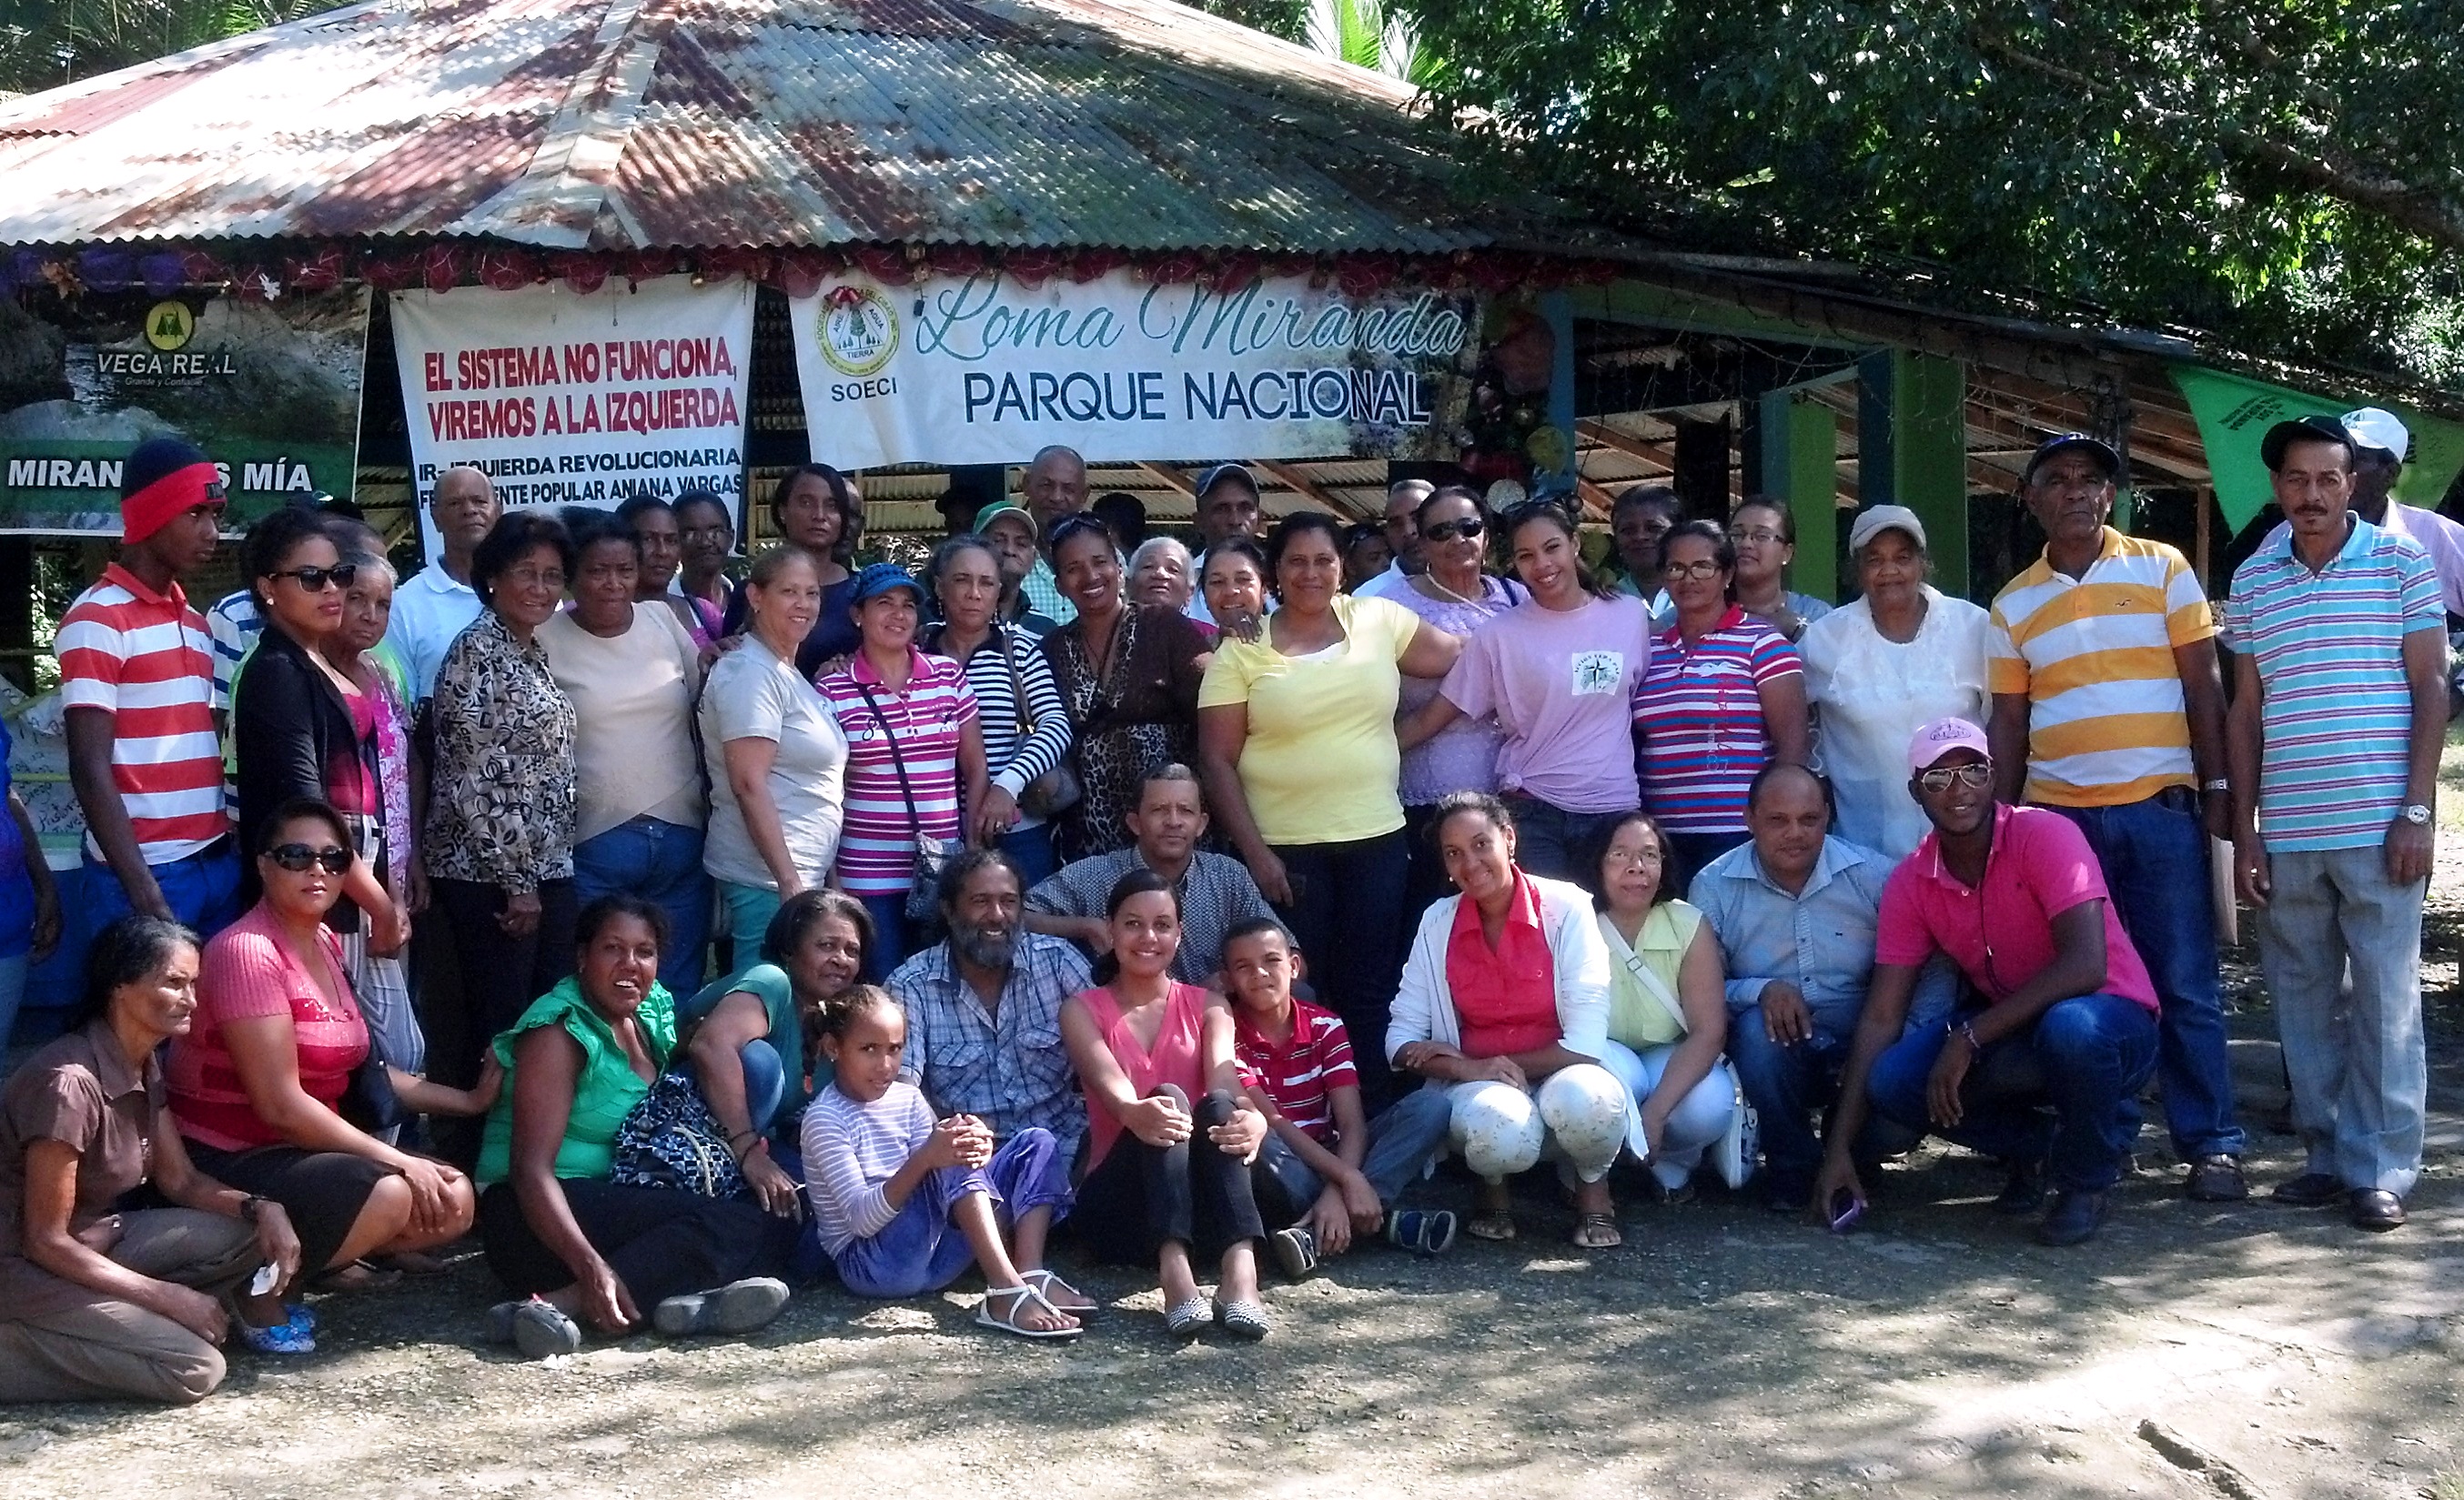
top-left (1, 410), bottom-right (2446, 1400)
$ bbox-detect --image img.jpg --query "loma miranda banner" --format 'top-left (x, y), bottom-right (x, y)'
top-left (0, 287), bottom-right (367, 535)
top-left (389, 277), bottom-right (754, 550)
top-left (788, 268), bottom-right (1481, 468)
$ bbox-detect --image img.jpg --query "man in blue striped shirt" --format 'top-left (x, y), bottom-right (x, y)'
top-left (2224, 415), bottom-right (2447, 1233)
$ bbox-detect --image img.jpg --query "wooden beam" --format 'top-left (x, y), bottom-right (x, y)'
top-left (1575, 475), bottom-right (1618, 519)
top-left (1254, 459), bottom-right (1372, 519)
top-left (1138, 462), bottom-right (1194, 497)
top-left (1576, 418), bottom-right (1677, 470)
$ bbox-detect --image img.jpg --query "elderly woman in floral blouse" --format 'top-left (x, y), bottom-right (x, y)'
top-left (425, 509), bottom-right (581, 1076)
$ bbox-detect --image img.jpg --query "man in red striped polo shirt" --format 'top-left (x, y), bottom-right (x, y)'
top-left (59, 438), bottom-right (242, 943)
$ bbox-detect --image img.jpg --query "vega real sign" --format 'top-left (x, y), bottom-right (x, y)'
top-left (788, 267), bottom-right (1479, 468)
top-left (389, 277), bottom-right (754, 549)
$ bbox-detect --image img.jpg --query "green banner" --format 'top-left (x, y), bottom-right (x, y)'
top-left (2167, 362), bottom-right (2464, 529)
top-left (0, 287), bottom-right (368, 534)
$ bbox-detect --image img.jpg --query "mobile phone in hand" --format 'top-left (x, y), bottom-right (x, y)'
top-left (1827, 1188), bottom-right (1864, 1234)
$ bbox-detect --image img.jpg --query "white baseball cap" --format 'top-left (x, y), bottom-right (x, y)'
top-left (2340, 407), bottom-right (2410, 462)
top-left (1848, 504), bottom-right (1926, 555)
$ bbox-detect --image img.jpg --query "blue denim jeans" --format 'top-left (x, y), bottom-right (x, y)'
top-left (859, 894), bottom-right (914, 982)
top-left (2044, 794), bottom-right (2245, 1159)
top-left (78, 841), bottom-right (242, 951)
top-left (1250, 1089), bottom-right (1453, 1223)
top-left (1726, 1020), bottom-right (1854, 1190)
top-left (737, 1037), bottom-right (789, 1140)
top-left (1497, 796), bottom-right (1636, 885)
top-left (720, 882), bottom-right (782, 972)
top-left (573, 816), bottom-right (711, 997)
top-left (1866, 994), bottom-right (2160, 1193)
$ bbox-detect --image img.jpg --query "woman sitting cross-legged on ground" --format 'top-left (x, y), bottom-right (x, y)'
top-left (166, 799), bottom-right (480, 1297)
top-left (1221, 917), bottom-right (1458, 1279)
top-left (1059, 870), bottom-right (1275, 1340)
top-left (798, 985), bottom-right (1083, 1341)
top-left (0, 916), bottom-right (304, 1403)
top-left (475, 895), bottom-right (794, 1359)
top-left (677, 889), bottom-right (874, 1220)
top-left (1387, 791), bottom-right (1632, 1248)
top-left (1587, 810), bottom-right (1739, 1205)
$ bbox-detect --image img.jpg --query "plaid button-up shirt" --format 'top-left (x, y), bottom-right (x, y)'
top-left (888, 932), bottom-right (1093, 1158)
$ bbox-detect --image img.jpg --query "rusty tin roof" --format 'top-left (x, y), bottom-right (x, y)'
top-left (0, 0), bottom-right (1540, 254)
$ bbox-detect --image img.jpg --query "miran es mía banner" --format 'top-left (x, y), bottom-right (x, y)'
top-left (789, 268), bottom-right (1481, 468)
top-left (0, 287), bottom-right (369, 534)
top-left (389, 277), bottom-right (754, 549)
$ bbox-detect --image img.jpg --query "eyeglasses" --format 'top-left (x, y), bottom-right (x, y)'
top-left (1727, 527), bottom-right (1787, 545)
top-left (267, 843), bottom-right (351, 874)
top-left (502, 568), bottom-right (567, 591)
top-left (1601, 847), bottom-right (1661, 871)
top-left (1663, 559), bottom-right (1724, 580)
top-left (270, 563), bottom-right (358, 592)
top-left (1914, 761), bottom-right (1994, 794)
top-left (1421, 517), bottom-right (1486, 543)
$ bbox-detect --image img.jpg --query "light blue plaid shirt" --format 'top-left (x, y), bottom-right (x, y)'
top-left (889, 932), bottom-right (1093, 1157)
top-left (1687, 836), bottom-right (1893, 1033)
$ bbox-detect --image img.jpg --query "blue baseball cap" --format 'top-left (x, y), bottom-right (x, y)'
top-left (849, 560), bottom-right (922, 605)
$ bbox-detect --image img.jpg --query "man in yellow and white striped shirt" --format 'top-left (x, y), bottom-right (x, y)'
top-left (1984, 434), bottom-right (2247, 1203)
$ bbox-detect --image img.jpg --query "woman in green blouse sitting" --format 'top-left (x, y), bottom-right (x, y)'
top-left (475, 895), bottom-right (795, 1358)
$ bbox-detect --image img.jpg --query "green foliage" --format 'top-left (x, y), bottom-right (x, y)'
top-left (0, 0), bottom-right (348, 96)
top-left (1399, 0), bottom-right (2464, 383)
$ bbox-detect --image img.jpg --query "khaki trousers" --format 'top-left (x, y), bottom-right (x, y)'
top-left (0, 1208), bottom-right (261, 1404)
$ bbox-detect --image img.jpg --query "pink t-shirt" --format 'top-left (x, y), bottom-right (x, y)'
top-left (1874, 804), bottom-right (2159, 1012)
top-left (166, 901), bottom-right (369, 1152)
top-left (1438, 593), bottom-right (1653, 813)
top-left (1075, 982), bottom-right (1210, 1171)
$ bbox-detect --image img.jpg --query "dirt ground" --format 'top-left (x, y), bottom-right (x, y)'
top-left (7, 842), bottom-right (2464, 1498)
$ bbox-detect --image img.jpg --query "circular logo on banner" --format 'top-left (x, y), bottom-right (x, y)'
top-left (143, 300), bottom-right (197, 351)
top-left (817, 285), bottom-right (899, 378)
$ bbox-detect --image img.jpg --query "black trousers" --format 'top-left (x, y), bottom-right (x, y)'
top-left (431, 877), bottom-right (580, 1077)
top-left (479, 1180), bottom-right (790, 1308)
top-left (1074, 1087), bottom-right (1266, 1265)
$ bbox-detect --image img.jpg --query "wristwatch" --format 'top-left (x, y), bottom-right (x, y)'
top-left (2401, 804), bottom-right (2432, 825)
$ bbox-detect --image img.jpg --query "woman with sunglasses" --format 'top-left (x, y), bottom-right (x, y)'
top-left (1383, 486), bottom-right (1516, 918)
top-left (166, 799), bottom-right (478, 1296)
top-left (1042, 514), bottom-right (1213, 862)
top-left (1635, 519), bottom-right (1811, 882)
top-left (228, 508), bottom-right (405, 961)
top-left (1399, 500), bottom-right (1654, 881)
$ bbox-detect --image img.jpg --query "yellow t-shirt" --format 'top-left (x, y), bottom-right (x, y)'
top-left (1601, 901), bottom-right (1702, 1050)
top-left (1198, 593), bottom-right (1418, 845)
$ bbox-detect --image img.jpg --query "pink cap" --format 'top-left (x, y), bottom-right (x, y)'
top-left (1907, 717), bottom-right (1990, 773)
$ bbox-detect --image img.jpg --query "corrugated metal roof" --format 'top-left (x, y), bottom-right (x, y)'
top-left (0, 0), bottom-right (1540, 253)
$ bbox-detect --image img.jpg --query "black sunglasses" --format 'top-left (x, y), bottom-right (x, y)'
top-left (269, 563), bottom-right (358, 593)
top-left (266, 843), bottom-right (351, 874)
top-left (1422, 517), bottom-right (1486, 543)
top-left (1046, 513), bottom-right (1112, 549)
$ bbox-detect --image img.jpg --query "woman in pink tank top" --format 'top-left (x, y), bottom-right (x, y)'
top-left (1059, 869), bottom-right (1274, 1340)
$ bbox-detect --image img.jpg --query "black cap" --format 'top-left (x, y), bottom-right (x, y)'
top-left (2023, 433), bottom-right (2123, 485)
top-left (120, 436), bottom-right (211, 498)
top-left (2259, 414), bottom-right (2357, 471)
top-left (1194, 462), bottom-right (1260, 500)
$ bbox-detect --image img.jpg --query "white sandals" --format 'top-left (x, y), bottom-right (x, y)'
top-left (976, 1283), bottom-right (1082, 1341)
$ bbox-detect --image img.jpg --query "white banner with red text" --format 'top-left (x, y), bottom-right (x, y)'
top-left (788, 267), bottom-right (1479, 468)
top-left (389, 277), bottom-right (754, 550)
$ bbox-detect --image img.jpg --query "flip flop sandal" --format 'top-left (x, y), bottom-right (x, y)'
top-left (1019, 1268), bottom-right (1100, 1316)
top-left (1570, 1212), bottom-right (1623, 1249)
top-left (1164, 1297), bottom-right (1212, 1339)
top-left (975, 1284), bottom-right (1082, 1342)
top-left (310, 1260), bottom-right (401, 1294)
top-left (1212, 1297), bottom-right (1271, 1341)
top-left (238, 1316), bottom-right (315, 1355)
top-left (1465, 1213), bottom-right (1517, 1242)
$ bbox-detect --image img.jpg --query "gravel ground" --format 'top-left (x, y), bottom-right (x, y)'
top-left (7, 812), bottom-right (2464, 1499)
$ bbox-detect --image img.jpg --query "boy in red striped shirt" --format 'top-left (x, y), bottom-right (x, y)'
top-left (1225, 919), bottom-right (1457, 1275)
top-left (59, 438), bottom-right (242, 943)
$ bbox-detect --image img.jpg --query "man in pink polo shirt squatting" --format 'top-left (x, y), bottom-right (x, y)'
top-left (1813, 718), bottom-right (2163, 1248)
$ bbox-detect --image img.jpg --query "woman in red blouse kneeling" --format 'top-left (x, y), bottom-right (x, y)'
top-left (167, 799), bottom-right (479, 1304)
top-left (1387, 792), bottom-right (1633, 1248)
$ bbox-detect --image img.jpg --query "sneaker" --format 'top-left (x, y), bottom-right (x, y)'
top-left (482, 1299), bottom-right (523, 1345)
top-left (2183, 1155), bottom-right (2248, 1203)
top-left (1992, 1160), bottom-right (2048, 1216)
top-left (653, 1276), bottom-right (791, 1338)
top-left (1268, 1226), bottom-right (1319, 1281)
top-left (510, 1299), bottom-right (582, 1359)
top-left (2035, 1189), bottom-right (2109, 1246)
top-left (1381, 1208), bottom-right (1458, 1255)
top-left (238, 1313), bottom-right (315, 1355)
